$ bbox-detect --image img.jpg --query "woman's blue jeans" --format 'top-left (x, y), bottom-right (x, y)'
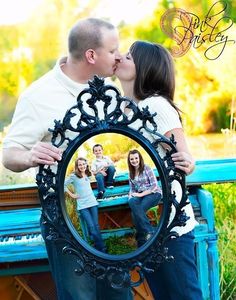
top-left (128, 192), bottom-right (162, 239)
top-left (80, 205), bottom-right (105, 252)
top-left (145, 230), bottom-right (203, 300)
top-left (95, 165), bottom-right (116, 192)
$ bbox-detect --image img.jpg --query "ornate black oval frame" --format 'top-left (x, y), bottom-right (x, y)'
top-left (36, 76), bottom-right (189, 289)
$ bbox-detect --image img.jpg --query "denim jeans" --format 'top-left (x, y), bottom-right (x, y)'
top-left (80, 205), bottom-right (106, 252)
top-left (128, 192), bottom-right (162, 239)
top-left (40, 215), bottom-right (133, 300)
top-left (145, 230), bottom-right (203, 300)
top-left (95, 165), bottom-right (116, 192)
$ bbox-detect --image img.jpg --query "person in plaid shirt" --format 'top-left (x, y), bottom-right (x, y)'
top-left (127, 149), bottom-right (162, 246)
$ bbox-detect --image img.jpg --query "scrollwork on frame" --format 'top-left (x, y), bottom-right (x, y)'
top-left (36, 75), bottom-right (189, 289)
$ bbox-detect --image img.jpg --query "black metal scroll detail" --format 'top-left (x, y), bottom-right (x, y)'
top-left (36, 75), bottom-right (189, 289)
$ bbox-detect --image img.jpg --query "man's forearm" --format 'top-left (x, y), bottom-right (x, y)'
top-left (2, 148), bottom-right (32, 172)
top-left (2, 142), bottom-right (62, 172)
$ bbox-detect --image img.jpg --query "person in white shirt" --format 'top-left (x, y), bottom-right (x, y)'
top-left (91, 144), bottom-right (116, 199)
top-left (115, 41), bottom-right (203, 300)
top-left (2, 18), bottom-right (133, 300)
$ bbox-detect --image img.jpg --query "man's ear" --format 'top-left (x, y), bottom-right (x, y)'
top-left (85, 49), bottom-right (96, 64)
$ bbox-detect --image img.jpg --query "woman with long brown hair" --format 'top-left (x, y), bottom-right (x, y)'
top-left (127, 149), bottom-right (162, 245)
top-left (115, 41), bottom-right (203, 300)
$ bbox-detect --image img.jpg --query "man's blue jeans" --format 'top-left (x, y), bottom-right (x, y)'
top-left (144, 230), bottom-right (203, 300)
top-left (80, 205), bottom-right (105, 252)
top-left (40, 215), bottom-right (133, 300)
top-left (95, 165), bottom-right (116, 192)
top-left (128, 192), bottom-right (162, 239)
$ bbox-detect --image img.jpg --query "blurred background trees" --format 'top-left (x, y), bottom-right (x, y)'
top-left (0, 0), bottom-right (235, 134)
top-left (120, 0), bottom-right (236, 134)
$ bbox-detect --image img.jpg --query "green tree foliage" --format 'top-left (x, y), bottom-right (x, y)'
top-left (0, 0), bottom-right (235, 134)
top-left (0, 0), bottom-right (99, 130)
top-left (120, 0), bottom-right (236, 134)
top-left (222, 0), bottom-right (236, 22)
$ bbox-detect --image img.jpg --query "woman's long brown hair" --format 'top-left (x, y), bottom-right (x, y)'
top-left (130, 41), bottom-right (181, 120)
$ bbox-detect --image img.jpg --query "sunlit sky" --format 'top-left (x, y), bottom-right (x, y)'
top-left (0, 0), bottom-right (158, 25)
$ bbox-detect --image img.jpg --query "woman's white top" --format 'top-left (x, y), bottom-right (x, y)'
top-left (129, 96), bottom-right (198, 236)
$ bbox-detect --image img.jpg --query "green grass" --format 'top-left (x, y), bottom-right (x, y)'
top-left (204, 183), bottom-right (236, 300)
top-left (105, 235), bottom-right (137, 255)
